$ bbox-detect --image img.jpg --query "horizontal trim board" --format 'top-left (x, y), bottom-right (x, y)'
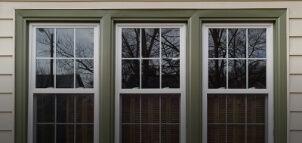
top-left (0, 0), bottom-right (299, 1)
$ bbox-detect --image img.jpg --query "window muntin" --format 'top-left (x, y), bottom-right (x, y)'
top-left (202, 24), bottom-right (273, 143)
top-left (29, 24), bottom-right (99, 143)
top-left (115, 24), bottom-right (186, 143)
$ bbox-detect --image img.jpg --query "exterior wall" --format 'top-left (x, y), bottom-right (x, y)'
top-left (1, 1), bottom-right (302, 143)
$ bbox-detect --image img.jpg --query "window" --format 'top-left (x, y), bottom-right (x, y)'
top-left (28, 24), bottom-right (99, 143)
top-left (115, 24), bottom-right (186, 143)
top-left (202, 24), bottom-right (273, 143)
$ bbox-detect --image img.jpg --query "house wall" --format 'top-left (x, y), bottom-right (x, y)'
top-left (1, 1), bottom-right (302, 143)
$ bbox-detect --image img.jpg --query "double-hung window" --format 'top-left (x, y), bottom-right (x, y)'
top-left (28, 24), bottom-right (99, 143)
top-left (202, 24), bottom-right (273, 143)
top-left (115, 24), bottom-right (186, 143)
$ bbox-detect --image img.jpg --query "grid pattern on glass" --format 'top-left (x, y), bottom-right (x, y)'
top-left (121, 28), bottom-right (180, 89)
top-left (208, 28), bottom-right (266, 89)
top-left (207, 94), bottom-right (266, 143)
top-left (36, 28), bottom-right (94, 88)
top-left (35, 94), bottom-right (94, 143)
top-left (121, 94), bottom-right (180, 143)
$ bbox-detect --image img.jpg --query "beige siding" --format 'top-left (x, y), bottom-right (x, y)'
top-left (0, 38), bottom-right (14, 55)
top-left (0, 131), bottom-right (13, 143)
top-left (0, 113), bottom-right (13, 130)
top-left (0, 94), bottom-right (13, 112)
top-left (2, 1), bottom-right (302, 143)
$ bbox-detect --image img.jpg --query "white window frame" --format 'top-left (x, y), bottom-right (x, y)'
top-left (28, 23), bottom-right (100, 143)
top-left (202, 23), bottom-right (274, 143)
top-left (115, 23), bottom-right (186, 143)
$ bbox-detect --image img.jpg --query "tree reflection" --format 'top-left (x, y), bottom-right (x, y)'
top-left (122, 28), bottom-right (180, 88)
top-left (36, 28), bottom-right (94, 88)
top-left (209, 28), bottom-right (266, 89)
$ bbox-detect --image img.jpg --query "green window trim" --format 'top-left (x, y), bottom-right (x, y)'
top-left (15, 9), bottom-right (287, 143)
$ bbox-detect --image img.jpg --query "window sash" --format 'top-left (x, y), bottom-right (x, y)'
top-left (202, 23), bottom-right (274, 143)
top-left (28, 23), bottom-right (100, 143)
top-left (115, 23), bottom-right (186, 143)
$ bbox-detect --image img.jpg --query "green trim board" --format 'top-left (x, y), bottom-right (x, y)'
top-left (15, 9), bottom-right (287, 143)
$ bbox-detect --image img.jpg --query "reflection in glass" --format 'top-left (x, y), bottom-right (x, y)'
top-left (142, 59), bottom-right (160, 88)
top-left (76, 28), bottom-right (94, 58)
top-left (36, 94), bottom-right (55, 122)
top-left (76, 95), bottom-right (94, 123)
top-left (57, 125), bottom-right (74, 143)
top-left (162, 59), bottom-right (180, 88)
top-left (228, 60), bottom-right (246, 89)
top-left (208, 60), bottom-right (226, 88)
top-left (56, 28), bottom-right (74, 58)
top-left (162, 28), bottom-right (180, 58)
top-left (248, 60), bottom-right (266, 88)
top-left (36, 59), bottom-right (54, 88)
top-left (122, 60), bottom-right (140, 88)
top-left (76, 125), bottom-right (94, 143)
top-left (142, 28), bottom-right (160, 58)
top-left (122, 28), bottom-right (140, 58)
top-left (228, 29), bottom-right (246, 58)
top-left (56, 59), bottom-right (74, 88)
top-left (208, 28), bottom-right (226, 58)
top-left (76, 59), bottom-right (94, 88)
top-left (248, 28), bottom-right (266, 58)
top-left (36, 125), bottom-right (55, 143)
top-left (57, 95), bottom-right (75, 123)
top-left (36, 28), bottom-right (54, 57)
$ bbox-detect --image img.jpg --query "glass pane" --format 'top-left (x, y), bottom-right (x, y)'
top-left (76, 125), bottom-right (94, 143)
top-left (161, 125), bottom-right (179, 143)
top-left (122, 28), bottom-right (140, 58)
top-left (162, 28), bottom-right (180, 58)
top-left (208, 125), bottom-right (226, 143)
top-left (122, 60), bottom-right (140, 88)
top-left (142, 59), bottom-right (160, 88)
top-left (161, 94), bottom-right (180, 123)
top-left (36, 94), bottom-right (55, 122)
top-left (57, 95), bottom-right (75, 123)
top-left (121, 94), bottom-right (140, 123)
top-left (76, 59), bottom-right (94, 88)
top-left (247, 125), bottom-right (265, 143)
top-left (208, 60), bottom-right (226, 88)
top-left (228, 28), bottom-right (246, 58)
top-left (228, 60), bottom-right (246, 89)
top-left (36, 28), bottom-right (54, 57)
top-left (208, 28), bottom-right (226, 58)
top-left (227, 95), bottom-right (245, 123)
top-left (227, 125), bottom-right (245, 143)
top-left (207, 94), bottom-right (226, 123)
top-left (122, 125), bottom-right (140, 143)
top-left (36, 124), bottom-right (55, 143)
top-left (56, 125), bottom-right (74, 143)
top-left (56, 59), bottom-right (74, 88)
top-left (248, 28), bottom-right (266, 58)
top-left (76, 95), bottom-right (94, 123)
top-left (76, 28), bottom-right (94, 58)
top-left (248, 60), bottom-right (266, 88)
top-left (162, 59), bottom-right (180, 88)
top-left (56, 28), bottom-right (74, 58)
top-left (247, 95), bottom-right (265, 123)
top-left (141, 125), bottom-right (160, 143)
top-left (36, 59), bottom-right (54, 88)
top-left (142, 28), bottom-right (160, 58)
top-left (141, 95), bottom-right (160, 123)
